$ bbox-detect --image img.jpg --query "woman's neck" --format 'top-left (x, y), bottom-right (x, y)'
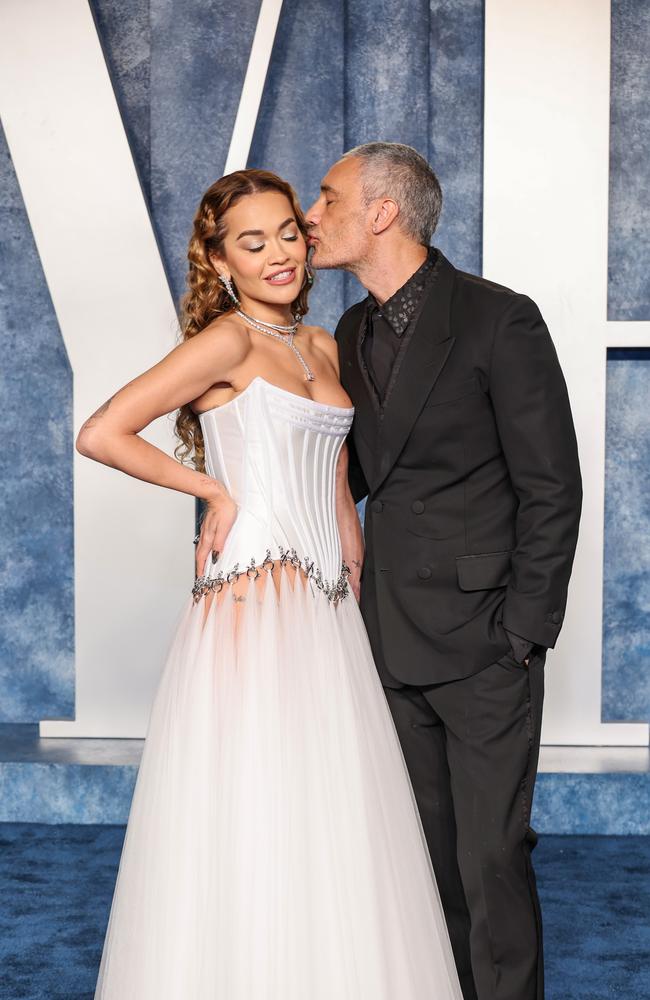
top-left (237, 295), bottom-right (296, 327)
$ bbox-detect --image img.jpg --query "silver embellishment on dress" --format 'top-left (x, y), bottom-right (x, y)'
top-left (246, 556), bottom-right (260, 580)
top-left (192, 546), bottom-right (351, 605)
top-left (262, 549), bottom-right (275, 573)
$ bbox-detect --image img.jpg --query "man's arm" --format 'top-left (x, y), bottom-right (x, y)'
top-left (345, 431), bottom-right (370, 504)
top-left (334, 312), bottom-right (370, 504)
top-left (489, 294), bottom-right (583, 650)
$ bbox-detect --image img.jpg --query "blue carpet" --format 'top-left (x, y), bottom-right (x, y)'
top-left (0, 825), bottom-right (648, 999)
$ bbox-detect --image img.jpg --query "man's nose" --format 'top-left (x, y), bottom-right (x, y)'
top-left (305, 198), bottom-right (320, 225)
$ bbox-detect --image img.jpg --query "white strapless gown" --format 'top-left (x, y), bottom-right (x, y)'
top-left (94, 376), bottom-right (463, 1000)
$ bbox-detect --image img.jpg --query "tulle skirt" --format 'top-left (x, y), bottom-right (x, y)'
top-left (94, 564), bottom-right (462, 999)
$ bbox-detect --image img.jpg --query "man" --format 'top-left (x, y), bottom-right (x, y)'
top-left (306, 142), bottom-right (582, 1000)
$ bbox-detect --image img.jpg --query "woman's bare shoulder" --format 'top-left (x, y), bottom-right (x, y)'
top-left (193, 315), bottom-right (250, 365)
top-left (299, 323), bottom-right (342, 377)
top-left (300, 323), bottom-right (337, 354)
top-left (300, 322), bottom-right (334, 340)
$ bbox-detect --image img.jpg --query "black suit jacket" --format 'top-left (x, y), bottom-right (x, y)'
top-left (335, 249), bottom-right (583, 685)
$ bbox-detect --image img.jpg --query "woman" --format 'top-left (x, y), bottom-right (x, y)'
top-left (79, 169), bottom-right (462, 999)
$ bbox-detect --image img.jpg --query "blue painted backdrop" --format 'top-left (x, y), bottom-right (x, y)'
top-left (0, 123), bottom-right (74, 723)
top-left (608, 0), bottom-right (650, 320)
top-left (603, 350), bottom-right (650, 723)
top-left (603, 0), bottom-right (650, 724)
top-left (0, 0), bottom-right (647, 727)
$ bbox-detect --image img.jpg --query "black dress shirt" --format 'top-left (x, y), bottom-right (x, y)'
top-left (361, 245), bottom-right (536, 664)
top-left (362, 246), bottom-right (439, 403)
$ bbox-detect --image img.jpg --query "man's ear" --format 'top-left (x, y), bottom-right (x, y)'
top-left (371, 198), bottom-right (399, 235)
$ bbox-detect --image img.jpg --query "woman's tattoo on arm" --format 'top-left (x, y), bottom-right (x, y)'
top-left (81, 395), bottom-right (114, 432)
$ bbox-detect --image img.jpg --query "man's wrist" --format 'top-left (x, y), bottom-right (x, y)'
top-left (504, 627), bottom-right (535, 664)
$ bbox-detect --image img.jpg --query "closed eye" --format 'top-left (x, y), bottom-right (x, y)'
top-left (247, 233), bottom-right (299, 253)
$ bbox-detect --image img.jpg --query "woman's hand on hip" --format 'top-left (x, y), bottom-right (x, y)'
top-left (195, 484), bottom-right (239, 578)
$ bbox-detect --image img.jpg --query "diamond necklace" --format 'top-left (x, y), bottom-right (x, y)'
top-left (235, 308), bottom-right (315, 381)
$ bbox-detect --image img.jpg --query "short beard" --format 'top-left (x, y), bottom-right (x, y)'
top-left (312, 244), bottom-right (372, 281)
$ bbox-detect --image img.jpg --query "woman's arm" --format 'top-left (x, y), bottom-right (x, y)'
top-left (76, 320), bottom-right (247, 572)
top-left (336, 442), bottom-right (365, 602)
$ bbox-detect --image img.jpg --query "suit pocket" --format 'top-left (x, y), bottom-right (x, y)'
top-left (455, 549), bottom-right (514, 591)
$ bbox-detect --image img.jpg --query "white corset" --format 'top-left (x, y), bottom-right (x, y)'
top-left (195, 377), bottom-right (355, 600)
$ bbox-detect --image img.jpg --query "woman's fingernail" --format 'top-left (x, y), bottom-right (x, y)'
top-left (211, 550), bottom-right (219, 564)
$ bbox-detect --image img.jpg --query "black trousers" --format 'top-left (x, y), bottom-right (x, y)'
top-left (384, 648), bottom-right (546, 1000)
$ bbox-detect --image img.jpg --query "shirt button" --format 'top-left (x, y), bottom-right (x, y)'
top-left (551, 610), bottom-right (562, 624)
top-left (417, 566), bottom-right (432, 580)
top-left (371, 500), bottom-right (383, 513)
top-left (411, 500), bottom-right (425, 514)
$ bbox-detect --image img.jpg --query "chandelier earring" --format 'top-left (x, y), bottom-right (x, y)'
top-left (218, 273), bottom-right (240, 306)
top-left (303, 262), bottom-right (315, 289)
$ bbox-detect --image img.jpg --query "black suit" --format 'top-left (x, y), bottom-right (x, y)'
top-left (335, 249), bottom-right (582, 1000)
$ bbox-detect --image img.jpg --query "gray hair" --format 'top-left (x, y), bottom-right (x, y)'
top-left (341, 142), bottom-right (442, 245)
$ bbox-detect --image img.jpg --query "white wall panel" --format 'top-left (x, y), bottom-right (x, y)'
top-left (0, 0), bottom-right (193, 737)
top-left (484, 0), bottom-right (649, 744)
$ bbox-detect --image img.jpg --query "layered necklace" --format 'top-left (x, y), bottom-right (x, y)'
top-left (235, 307), bottom-right (315, 381)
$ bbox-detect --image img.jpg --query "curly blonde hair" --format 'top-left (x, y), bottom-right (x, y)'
top-left (174, 169), bottom-right (311, 473)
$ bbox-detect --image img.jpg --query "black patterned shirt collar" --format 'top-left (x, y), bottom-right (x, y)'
top-left (367, 245), bottom-right (439, 335)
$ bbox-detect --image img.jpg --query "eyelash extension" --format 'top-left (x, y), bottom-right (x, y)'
top-left (248, 234), bottom-right (299, 253)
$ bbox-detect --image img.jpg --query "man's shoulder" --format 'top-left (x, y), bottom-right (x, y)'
top-left (448, 256), bottom-right (535, 316)
top-left (334, 297), bottom-right (368, 340)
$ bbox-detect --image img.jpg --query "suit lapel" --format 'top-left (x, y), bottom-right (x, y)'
top-left (372, 251), bottom-right (457, 493)
top-left (336, 301), bottom-right (377, 486)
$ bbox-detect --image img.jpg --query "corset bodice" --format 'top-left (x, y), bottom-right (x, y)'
top-left (194, 376), bottom-right (355, 600)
